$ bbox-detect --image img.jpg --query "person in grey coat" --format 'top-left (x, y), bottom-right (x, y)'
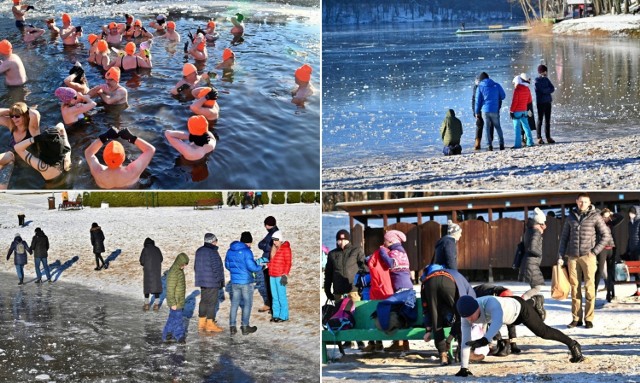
top-left (520, 208), bottom-right (546, 300)
top-left (558, 193), bottom-right (611, 329)
top-left (30, 227), bottom-right (51, 283)
top-left (90, 222), bottom-right (106, 270)
top-left (140, 237), bottom-right (164, 311)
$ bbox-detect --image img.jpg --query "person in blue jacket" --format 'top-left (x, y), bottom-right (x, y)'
top-left (534, 65), bottom-right (556, 144)
top-left (7, 233), bottom-right (32, 285)
top-left (474, 72), bottom-right (506, 151)
top-left (225, 231), bottom-right (264, 336)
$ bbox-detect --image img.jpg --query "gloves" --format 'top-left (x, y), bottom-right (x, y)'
top-left (26, 5), bottom-right (35, 10)
top-left (466, 337), bottom-right (490, 348)
top-left (177, 83), bottom-right (191, 93)
top-left (206, 88), bottom-right (219, 100)
top-left (557, 258), bottom-right (564, 266)
top-left (280, 275), bottom-right (288, 286)
top-left (118, 127), bottom-right (137, 144)
top-left (75, 26), bottom-right (83, 33)
top-left (99, 127), bottom-right (119, 144)
top-left (509, 112), bottom-right (515, 120)
top-left (455, 368), bottom-right (473, 377)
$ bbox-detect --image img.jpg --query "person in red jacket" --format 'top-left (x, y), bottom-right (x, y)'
top-left (510, 73), bottom-right (534, 149)
top-left (362, 248), bottom-right (394, 352)
top-left (269, 230), bottom-right (291, 322)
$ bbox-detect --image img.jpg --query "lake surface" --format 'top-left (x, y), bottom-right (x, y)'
top-left (0, 0), bottom-right (320, 189)
top-left (322, 22), bottom-right (640, 168)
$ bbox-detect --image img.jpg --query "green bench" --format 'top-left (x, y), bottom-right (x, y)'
top-left (323, 298), bottom-right (450, 363)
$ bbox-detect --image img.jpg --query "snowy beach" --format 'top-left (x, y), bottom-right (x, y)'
top-left (0, 192), bottom-right (320, 381)
top-left (553, 14), bottom-right (640, 36)
top-left (323, 282), bottom-right (640, 383)
top-left (322, 134), bottom-right (640, 190)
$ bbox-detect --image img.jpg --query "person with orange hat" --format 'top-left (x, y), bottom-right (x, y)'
top-left (60, 13), bottom-right (82, 46)
top-left (190, 87), bottom-right (220, 121)
top-left (157, 21), bottom-right (180, 42)
top-left (11, 0), bottom-right (35, 30)
top-left (125, 19), bottom-right (153, 40)
top-left (14, 123), bottom-right (71, 183)
top-left (215, 48), bottom-right (235, 70)
top-left (187, 32), bottom-right (208, 61)
top-left (89, 39), bottom-right (111, 70)
top-left (111, 41), bottom-right (152, 71)
top-left (0, 40), bottom-right (27, 86)
top-left (88, 67), bottom-right (128, 105)
top-left (205, 20), bottom-right (219, 41)
top-left (87, 33), bottom-right (99, 57)
top-left (103, 21), bottom-right (126, 45)
top-left (149, 14), bottom-right (167, 32)
top-left (164, 115), bottom-right (216, 161)
top-left (84, 126), bottom-right (155, 189)
top-left (170, 63), bottom-right (210, 95)
top-left (292, 63), bottom-right (313, 106)
top-left (23, 25), bottom-right (46, 43)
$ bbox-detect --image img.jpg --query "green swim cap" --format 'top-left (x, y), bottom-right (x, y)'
top-left (235, 13), bottom-right (244, 22)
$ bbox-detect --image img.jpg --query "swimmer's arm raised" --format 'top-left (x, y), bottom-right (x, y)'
top-left (84, 138), bottom-right (107, 175)
top-left (72, 94), bottom-right (97, 114)
top-left (60, 27), bottom-right (75, 40)
top-left (28, 109), bottom-right (40, 136)
top-left (126, 137), bottom-right (155, 176)
top-left (0, 61), bottom-right (10, 74)
top-left (0, 109), bottom-right (12, 128)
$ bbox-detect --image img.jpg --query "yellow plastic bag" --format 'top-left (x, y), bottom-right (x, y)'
top-left (551, 265), bottom-right (570, 300)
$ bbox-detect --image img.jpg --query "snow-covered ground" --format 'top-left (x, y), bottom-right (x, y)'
top-left (323, 281), bottom-right (640, 382)
top-left (322, 134), bottom-right (640, 190)
top-left (553, 14), bottom-right (640, 35)
top-left (0, 192), bottom-right (321, 374)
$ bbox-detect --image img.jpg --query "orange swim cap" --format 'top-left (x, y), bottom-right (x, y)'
top-left (203, 100), bottom-right (216, 108)
top-left (222, 48), bottom-right (234, 61)
top-left (97, 39), bottom-right (109, 53)
top-left (124, 42), bottom-right (136, 55)
top-left (197, 41), bottom-right (205, 52)
top-left (0, 40), bottom-right (12, 56)
top-left (207, 20), bottom-right (215, 29)
top-left (197, 87), bottom-right (212, 99)
top-left (167, 21), bottom-right (175, 30)
top-left (88, 34), bottom-right (98, 45)
top-left (103, 141), bottom-right (125, 169)
top-left (182, 63), bottom-right (197, 77)
top-left (105, 67), bottom-right (121, 82)
top-left (133, 19), bottom-right (142, 27)
top-left (62, 13), bottom-right (71, 24)
top-left (12, 0), bottom-right (20, 5)
top-left (295, 63), bottom-right (312, 82)
top-left (108, 22), bottom-right (118, 30)
top-left (188, 115), bottom-right (209, 136)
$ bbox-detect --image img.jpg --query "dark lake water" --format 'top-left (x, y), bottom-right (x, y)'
top-left (0, 271), bottom-right (319, 382)
top-left (0, 0), bottom-right (320, 189)
top-left (322, 22), bottom-right (640, 168)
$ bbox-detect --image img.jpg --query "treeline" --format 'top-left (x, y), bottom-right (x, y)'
top-left (82, 192), bottom-right (320, 208)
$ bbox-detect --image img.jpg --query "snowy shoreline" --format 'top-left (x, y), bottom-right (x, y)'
top-left (322, 133), bottom-right (640, 190)
top-left (553, 14), bottom-right (640, 36)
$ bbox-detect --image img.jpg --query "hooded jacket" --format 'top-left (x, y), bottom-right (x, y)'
top-left (324, 243), bottom-right (366, 298)
top-left (194, 242), bottom-right (224, 288)
top-left (225, 241), bottom-right (263, 284)
top-left (166, 252), bottom-right (189, 309)
top-left (434, 235), bottom-right (458, 270)
top-left (7, 236), bottom-right (32, 265)
top-left (520, 219), bottom-right (545, 286)
top-left (627, 206), bottom-right (640, 258)
top-left (440, 109), bottom-right (463, 146)
top-left (30, 229), bottom-right (50, 258)
top-left (367, 249), bottom-right (394, 300)
top-left (475, 78), bottom-right (506, 114)
top-left (140, 238), bottom-right (163, 295)
top-left (269, 241), bottom-right (292, 277)
top-left (534, 75), bottom-right (555, 104)
top-left (558, 205), bottom-right (611, 258)
top-left (510, 83), bottom-right (532, 113)
top-left (90, 225), bottom-right (105, 254)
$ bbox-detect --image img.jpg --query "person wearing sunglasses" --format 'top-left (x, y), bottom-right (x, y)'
top-left (54, 87), bottom-right (96, 126)
top-left (14, 123), bottom-right (71, 183)
top-left (0, 101), bottom-right (40, 151)
top-left (124, 19), bottom-right (153, 40)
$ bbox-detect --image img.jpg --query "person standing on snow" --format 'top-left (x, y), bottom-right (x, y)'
top-left (90, 222), bottom-right (106, 270)
top-left (194, 233), bottom-right (225, 333)
top-left (30, 227), bottom-right (51, 283)
top-left (534, 64), bottom-right (556, 144)
top-left (140, 237), bottom-right (164, 312)
top-left (257, 216), bottom-right (279, 315)
top-left (268, 230), bottom-right (291, 323)
top-left (474, 72), bottom-right (506, 151)
top-left (7, 232), bottom-right (31, 285)
top-left (163, 252), bottom-right (189, 343)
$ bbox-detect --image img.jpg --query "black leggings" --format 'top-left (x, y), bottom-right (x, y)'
top-left (536, 102), bottom-right (552, 139)
top-left (199, 287), bottom-right (220, 320)
top-left (144, 293), bottom-right (160, 299)
top-left (422, 275), bottom-right (460, 353)
top-left (94, 252), bottom-right (105, 268)
top-left (510, 296), bottom-right (573, 348)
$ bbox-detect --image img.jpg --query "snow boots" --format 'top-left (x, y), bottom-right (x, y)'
top-left (205, 319), bottom-right (223, 333)
top-left (474, 138), bottom-right (481, 151)
top-left (18, 278), bottom-right (23, 285)
top-left (532, 294), bottom-right (546, 321)
top-left (198, 317), bottom-right (207, 330)
top-left (230, 326), bottom-right (237, 336)
top-left (153, 303), bottom-right (159, 311)
top-left (491, 339), bottom-right (511, 356)
top-left (240, 325), bottom-right (257, 335)
top-left (569, 341), bottom-right (584, 363)
top-left (143, 303), bottom-right (150, 311)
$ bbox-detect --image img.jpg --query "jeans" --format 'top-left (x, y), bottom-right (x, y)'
top-left (270, 276), bottom-right (289, 320)
top-left (512, 111), bottom-right (533, 147)
top-left (163, 308), bottom-right (185, 341)
top-left (481, 112), bottom-right (504, 148)
top-left (15, 264), bottom-right (24, 281)
top-left (199, 287), bottom-right (220, 320)
top-left (536, 102), bottom-right (552, 139)
top-left (35, 257), bottom-right (51, 281)
top-left (229, 283), bottom-right (254, 327)
top-left (254, 269), bottom-right (269, 306)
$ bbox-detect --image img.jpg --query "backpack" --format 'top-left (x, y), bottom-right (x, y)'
top-left (16, 241), bottom-right (26, 255)
top-left (322, 300), bottom-right (338, 328)
top-left (327, 298), bottom-right (356, 332)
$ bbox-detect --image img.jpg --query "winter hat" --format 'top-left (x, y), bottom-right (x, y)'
top-left (336, 229), bottom-right (350, 241)
top-left (87, 34), bottom-right (99, 45)
top-left (533, 207), bottom-right (546, 225)
top-left (91, 222), bottom-right (98, 228)
top-left (240, 231), bottom-right (253, 244)
top-left (103, 141), bottom-right (125, 169)
top-left (456, 295), bottom-right (479, 318)
top-left (14, 233), bottom-right (20, 238)
top-left (197, 87), bottom-right (217, 100)
top-left (54, 87), bottom-right (78, 104)
top-left (188, 115), bottom-right (208, 136)
top-left (538, 64), bottom-right (548, 74)
top-left (207, 20), bottom-right (216, 29)
top-left (520, 73), bottom-right (530, 82)
top-left (97, 40), bottom-right (109, 53)
top-left (0, 40), bottom-right (13, 56)
top-left (264, 216), bottom-right (277, 226)
top-left (630, 206), bottom-right (637, 215)
top-left (105, 67), bottom-right (121, 82)
top-left (124, 42), bottom-right (136, 55)
top-left (204, 233), bottom-right (217, 243)
top-left (295, 64), bottom-right (312, 82)
top-left (108, 22), bottom-right (118, 30)
top-left (222, 48), bottom-right (235, 61)
top-left (447, 220), bottom-right (462, 236)
top-left (35, 227), bottom-right (42, 234)
top-left (498, 289), bottom-right (514, 297)
top-left (182, 63), bottom-right (197, 77)
top-left (62, 13), bottom-right (71, 24)
top-left (167, 21), bottom-right (176, 30)
top-left (477, 72), bottom-right (489, 81)
top-left (271, 230), bottom-right (283, 242)
top-left (384, 230), bottom-right (406, 244)
top-left (235, 13), bottom-right (244, 22)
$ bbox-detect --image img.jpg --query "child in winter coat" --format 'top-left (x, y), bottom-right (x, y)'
top-left (163, 252), bottom-right (189, 343)
top-left (7, 233), bottom-right (32, 285)
top-left (269, 230), bottom-right (292, 322)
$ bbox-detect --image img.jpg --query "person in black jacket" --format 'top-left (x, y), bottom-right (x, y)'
top-left (626, 206), bottom-right (640, 297)
top-left (194, 233), bottom-right (224, 332)
top-left (434, 221), bottom-right (462, 270)
top-left (520, 208), bottom-right (546, 301)
top-left (257, 216), bottom-right (278, 315)
top-left (599, 208), bottom-right (623, 302)
top-left (90, 222), bottom-right (106, 270)
top-left (30, 227), bottom-right (51, 283)
top-left (140, 237), bottom-right (163, 311)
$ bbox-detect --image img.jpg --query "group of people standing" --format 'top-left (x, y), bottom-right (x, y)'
top-left (440, 65), bottom-right (556, 155)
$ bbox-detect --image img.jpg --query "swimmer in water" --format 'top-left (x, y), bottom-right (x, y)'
top-left (125, 19), bottom-right (153, 40)
top-left (54, 87), bottom-right (96, 126)
top-left (205, 20), bottom-right (219, 41)
top-left (60, 13), bottom-right (82, 46)
top-left (23, 24), bottom-right (45, 43)
top-left (87, 33), bottom-right (99, 57)
top-left (103, 21), bottom-right (126, 46)
top-left (158, 21), bottom-right (180, 42)
top-left (91, 40), bottom-right (111, 70)
top-left (0, 102), bottom-right (41, 151)
top-left (164, 115), bottom-right (216, 161)
top-left (85, 126), bottom-right (155, 189)
top-left (14, 123), bottom-right (71, 182)
top-left (45, 18), bottom-right (60, 37)
top-left (88, 67), bottom-right (128, 106)
top-left (230, 13), bottom-right (244, 36)
top-left (64, 62), bottom-right (90, 94)
top-left (171, 63), bottom-right (210, 96)
top-left (187, 32), bottom-right (208, 61)
top-left (215, 48), bottom-right (235, 70)
top-left (190, 87), bottom-right (219, 121)
top-left (149, 14), bottom-right (166, 32)
top-left (292, 64), bottom-right (314, 106)
top-left (110, 42), bottom-right (152, 71)
top-left (0, 40), bottom-right (28, 86)
top-left (12, 0), bottom-right (35, 30)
